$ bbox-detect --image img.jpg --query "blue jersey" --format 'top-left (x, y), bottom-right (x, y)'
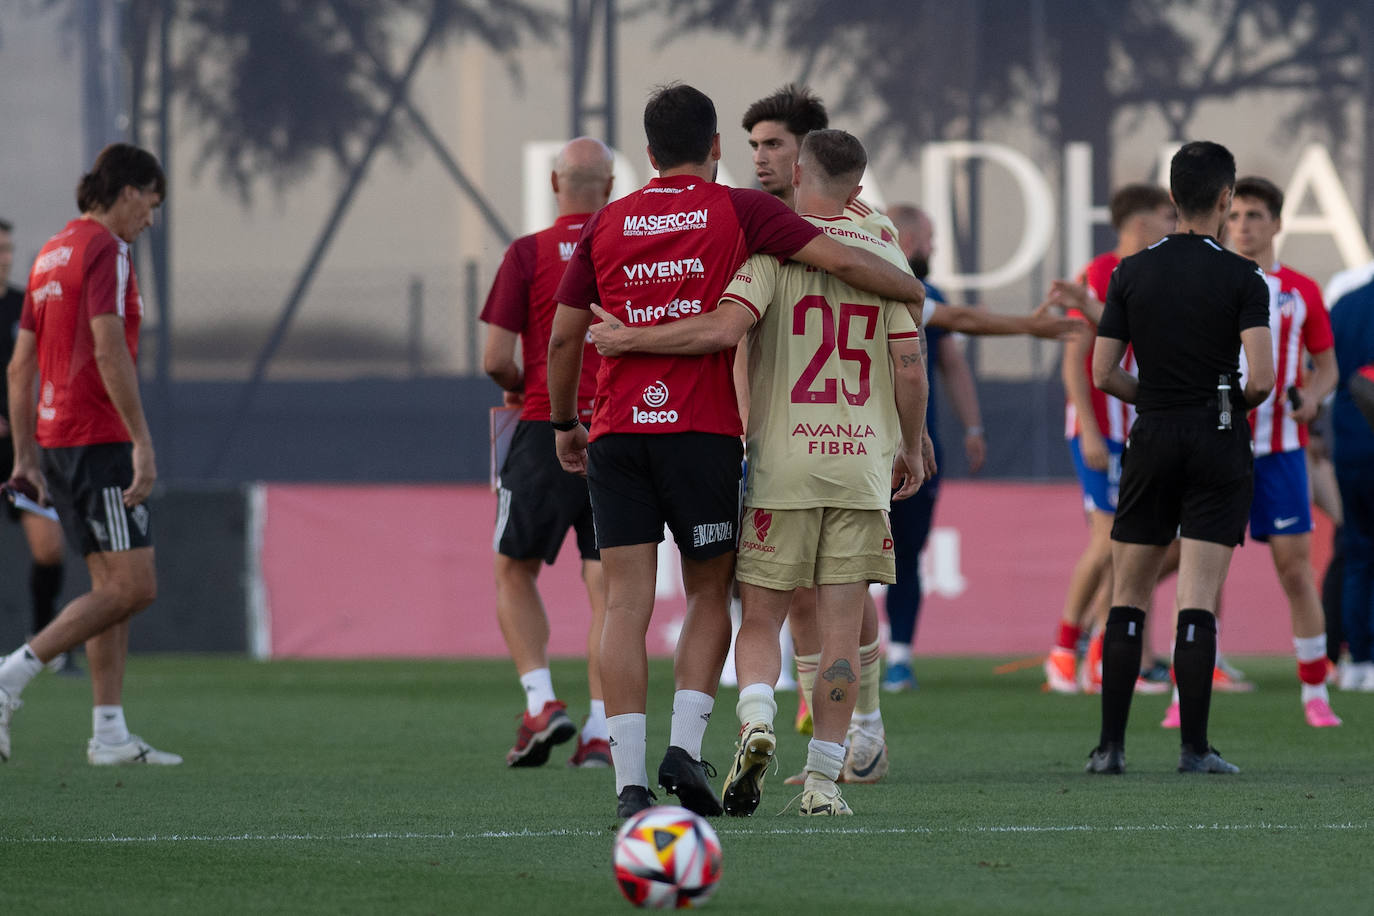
top-left (923, 280), bottom-right (946, 466)
top-left (1329, 278), bottom-right (1374, 467)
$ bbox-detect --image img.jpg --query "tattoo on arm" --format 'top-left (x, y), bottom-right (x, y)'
top-left (900, 352), bottom-right (922, 368)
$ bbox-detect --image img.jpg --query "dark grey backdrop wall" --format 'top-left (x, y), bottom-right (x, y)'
top-left (138, 376), bottom-right (1073, 485)
top-left (0, 489), bottom-right (249, 653)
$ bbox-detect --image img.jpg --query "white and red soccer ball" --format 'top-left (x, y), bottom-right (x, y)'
top-left (613, 805), bottom-right (722, 909)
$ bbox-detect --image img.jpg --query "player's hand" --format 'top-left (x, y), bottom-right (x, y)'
top-left (1046, 279), bottom-right (1102, 325)
top-left (964, 430), bottom-right (986, 473)
top-left (890, 448), bottom-right (923, 501)
top-left (921, 429), bottom-right (938, 483)
top-left (1288, 389), bottom-right (1319, 425)
top-left (125, 440), bottom-right (157, 506)
top-left (502, 390), bottom-right (524, 408)
top-left (555, 424), bottom-right (589, 476)
top-left (1081, 431), bottom-right (1109, 471)
top-left (588, 304), bottom-right (633, 356)
top-left (1028, 298), bottom-right (1087, 341)
top-left (4, 467), bottom-right (48, 507)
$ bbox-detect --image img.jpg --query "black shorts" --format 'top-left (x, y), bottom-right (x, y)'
top-left (41, 442), bottom-right (154, 555)
top-left (1, 436), bottom-right (18, 523)
top-left (1112, 413), bottom-right (1252, 547)
top-left (495, 420), bottom-right (597, 564)
top-left (587, 432), bottom-right (743, 561)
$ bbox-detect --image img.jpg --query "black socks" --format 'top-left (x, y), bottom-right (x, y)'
top-left (30, 562), bottom-right (63, 632)
top-left (1099, 605), bottom-right (1146, 747)
top-left (1174, 608), bottom-right (1217, 755)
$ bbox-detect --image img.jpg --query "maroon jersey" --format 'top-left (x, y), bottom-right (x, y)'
top-left (555, 175), bottom-right (820, 440)
top-left (20, 218), bottom-right (141, 447)
top-left (480, 213), bottom-right (601, 422)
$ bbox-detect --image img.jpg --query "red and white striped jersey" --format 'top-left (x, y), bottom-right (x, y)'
top-left (1064, 252), bottom-right (1136, 443)
top-left (1241, 264), bottom-right (1333, 457)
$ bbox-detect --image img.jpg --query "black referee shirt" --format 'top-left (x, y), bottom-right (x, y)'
top-left (1099, 233), bottom-right (1269, 414)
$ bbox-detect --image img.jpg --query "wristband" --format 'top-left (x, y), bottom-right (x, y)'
top-left (550, 417), bottom-right (580, 432)
top-left (965, 426), bottom-right (984, 437)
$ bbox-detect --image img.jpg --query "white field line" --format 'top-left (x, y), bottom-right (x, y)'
top-left (1, 822), bottom-right (1367, 845)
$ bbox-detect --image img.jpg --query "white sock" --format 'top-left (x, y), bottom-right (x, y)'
top-left (776, 620), bottom-right (796, 689)
top-left (582, 700), bottom-right (609, 742)
top-left (1294, 635), bottom-right (1326, 661)
top-left (519, 668), bottom-right (556, 715)
top-left (886, 641), bottom-right (912, 667)
top-left (1295, 635), bottom-right (1330, 703)
top-left (1171, 686), bottom-right (1180, 703)
top-left (1301, 682), bottom-right (1331, 703)
top-left (607, 713), bottom-right (648, 794)
top-left (720, 599), bottom-right (740, 688)
top-left (806, 738), bottom-right (846, 781)
top-left (735, 682), bottom-right (777, 730)
top-left (669, 689), bottom-right (714, 759)
top-left (851, 709), bottom-right (883, 732)
top-left (0, 644), bottom-right (45, 698)
top-left (93, 706), bottom-right (130, 745)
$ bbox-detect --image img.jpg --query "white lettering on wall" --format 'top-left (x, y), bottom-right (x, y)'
top-left (921, 141), bottom-right (1056, 291)
top-left (522, 140), bottom-right (1373, 288)
top-left (1276, 144), bottom-right (1373, 267)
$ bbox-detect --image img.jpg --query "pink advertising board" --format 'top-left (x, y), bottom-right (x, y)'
top-left (258, 482), bottom-right (1323, 659)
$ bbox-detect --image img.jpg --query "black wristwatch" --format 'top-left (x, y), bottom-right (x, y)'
top-left (550, 417), bottom-right (580, 432)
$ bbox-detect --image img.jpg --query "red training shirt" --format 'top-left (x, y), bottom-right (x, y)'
top-left (20, 218), bottom-right (142, 447)
top-left (480, 213), bottom-right (601, 422)
top-left (554, 175), bottom-right (820, 441)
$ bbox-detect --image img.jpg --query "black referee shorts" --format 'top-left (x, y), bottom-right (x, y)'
top-left (587, 432), bottom-right (743, 561)
top-left (494, 420), bottom-right (598, 565)
top-left (1112, 413), bottom-right (1253, 547)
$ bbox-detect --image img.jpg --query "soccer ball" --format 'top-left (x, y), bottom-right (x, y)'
top-left (613, 805), bottom-right (722, 909)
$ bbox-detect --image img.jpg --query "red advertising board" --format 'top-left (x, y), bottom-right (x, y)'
top-left (259, 482), bottom-right (1321, 659)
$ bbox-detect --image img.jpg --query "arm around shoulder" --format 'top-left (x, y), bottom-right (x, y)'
top-left (791, 235), bottom-right (925, 307)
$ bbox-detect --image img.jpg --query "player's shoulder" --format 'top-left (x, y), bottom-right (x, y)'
top-left (845, 197), bottom-right (900, 246)
top-left (726, 184), bottom-right (791, 214)
top-left (1082, 251), bottom-right (1121, 288)
top-left (804, 213), bottom-right (907, 270)
top-left (1275, 264), bottom-right (1324, 304)
top-left (1326, 261), bottom-right (1374, 309)
top-left (1087, 251), bottom-right (1120, 273)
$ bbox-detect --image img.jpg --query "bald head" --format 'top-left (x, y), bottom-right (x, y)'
top-left (553, 137), bottom-right (615, 215)
top-left (887, 203), bottom-right (933, 276)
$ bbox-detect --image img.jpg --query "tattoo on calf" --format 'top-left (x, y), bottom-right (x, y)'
top-left (829, 687), bottom-right (847, 702)
top-left (821, 659), bottom-right (857, 684)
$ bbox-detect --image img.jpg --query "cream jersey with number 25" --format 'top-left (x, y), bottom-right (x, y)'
top-left (720, 213), bottom-right (921, 510)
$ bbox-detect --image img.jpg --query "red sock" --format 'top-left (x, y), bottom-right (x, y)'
top-left (1055, 622), bottom-right (1082, 652)
top-left (1298, 657), bottom-right (1328, 686)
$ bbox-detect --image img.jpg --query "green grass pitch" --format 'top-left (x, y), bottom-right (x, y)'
top-left (2, 655), bottom-right (1370, 914)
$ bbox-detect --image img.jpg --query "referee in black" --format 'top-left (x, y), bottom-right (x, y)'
top-left (1086, 141), bottom-right (1274, 775)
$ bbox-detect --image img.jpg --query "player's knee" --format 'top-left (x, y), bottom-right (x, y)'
top-left (494, 554), bottom-right (538, 586)
top-left (1275, 558), bottom-right (1313, 596)
top-left (124, 576), bottom-right (157, 612)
